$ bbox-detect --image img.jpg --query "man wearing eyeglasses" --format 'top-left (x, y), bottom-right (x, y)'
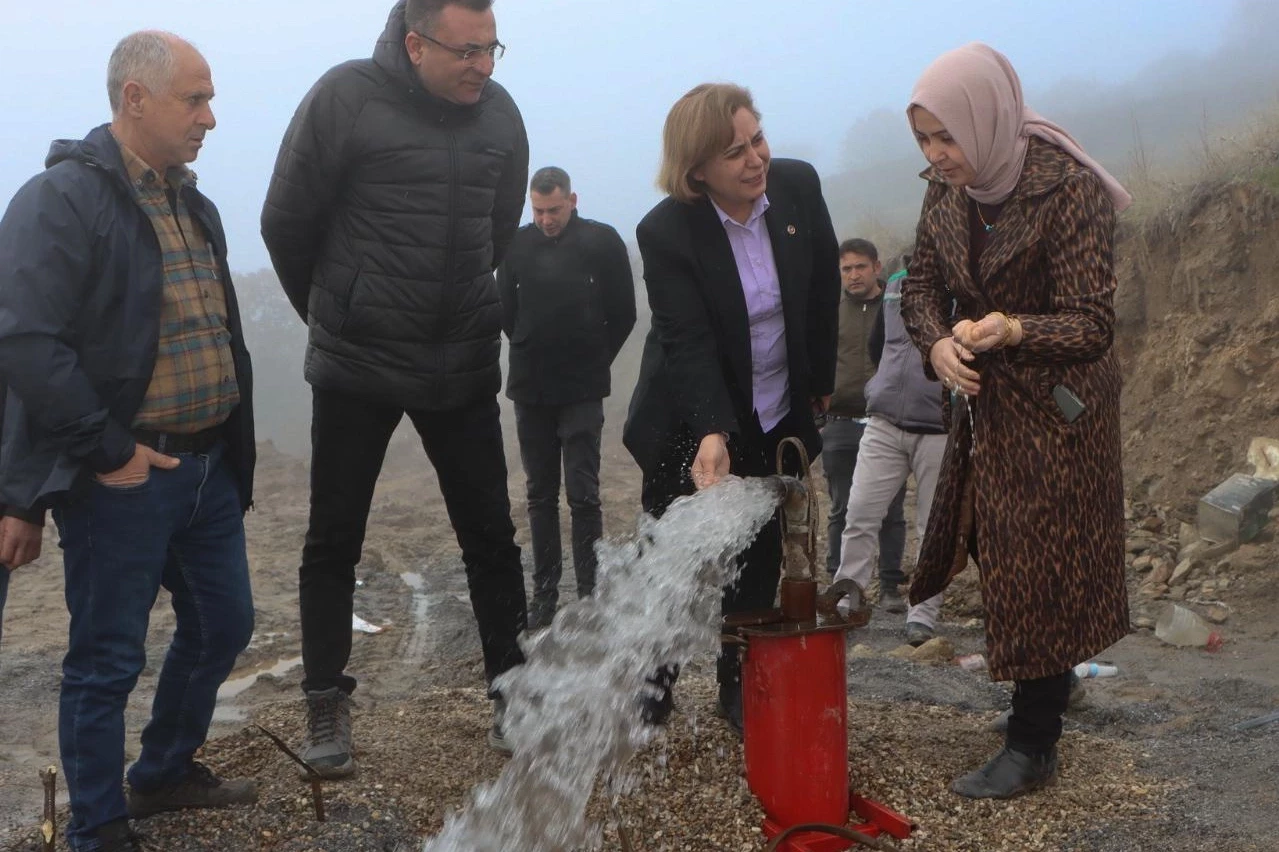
top-left (262, 0), bottom-right (529, 776)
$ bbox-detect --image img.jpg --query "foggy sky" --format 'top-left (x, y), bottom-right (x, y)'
top-left (0, 0), bottom-right (1268, 273)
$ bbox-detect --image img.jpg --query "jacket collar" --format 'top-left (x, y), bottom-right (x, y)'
top-left (917, 138), bottom-right (1073, 292)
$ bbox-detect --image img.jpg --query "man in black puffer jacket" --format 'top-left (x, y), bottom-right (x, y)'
top-left (261, 0), bottom-right (529, 772)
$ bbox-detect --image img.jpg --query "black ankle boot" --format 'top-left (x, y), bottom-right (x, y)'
top-left (639, 665), bottom-right (679, 726)
top-left (716, 680), bottom-right (744, 739)
top-left (951, 746), bottom-right (1058, 799)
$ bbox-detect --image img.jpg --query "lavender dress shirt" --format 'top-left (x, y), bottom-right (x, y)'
top-left (710, 194), bottom-right (790, 432)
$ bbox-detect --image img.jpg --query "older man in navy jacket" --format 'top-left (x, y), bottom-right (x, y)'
top-left (0, 32), bottom-right (256, 851)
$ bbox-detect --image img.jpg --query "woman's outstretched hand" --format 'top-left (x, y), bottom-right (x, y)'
top-left (691, 432), bottom-right (731, 490)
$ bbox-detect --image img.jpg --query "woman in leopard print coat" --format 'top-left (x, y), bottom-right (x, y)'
top-left (899, 43), bottom-right (1133, 800)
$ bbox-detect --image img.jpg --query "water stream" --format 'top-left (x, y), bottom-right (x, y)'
top-left (422, 476), bottom-right (784, 851)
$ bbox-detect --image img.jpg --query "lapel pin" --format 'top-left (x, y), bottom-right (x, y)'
top-left (786, 224), bottom-right (796, 235)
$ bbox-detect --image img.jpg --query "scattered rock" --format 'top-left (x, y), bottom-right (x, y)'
top-left (1178, 521), bottom-right (1199, 547)
top-left (1205, 606), bottom-right (1231, 625)
top-left (1133, 615), bottom-right (1157, 630)
top-left (1133, 554), bottom-right (1155, 573)
top-left (849, 643), bottom-right (877, 660)
top-left (1149, 559), bottom-right (1174, 586)
top-left (1171, 558), bottom-right (1201, 586)
top-left (909, 637), bottom-right (956, 664)
top-left (887, 644), bottom-right (916, 661)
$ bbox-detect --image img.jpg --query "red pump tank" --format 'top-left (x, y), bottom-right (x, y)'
top-left (741, 625), bottom-right (850, 828)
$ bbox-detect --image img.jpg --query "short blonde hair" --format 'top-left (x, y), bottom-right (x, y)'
top-left (656, 83), bottom-right (760, 203)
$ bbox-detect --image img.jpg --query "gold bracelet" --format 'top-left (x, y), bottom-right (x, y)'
top-left (1008, 315), bottom-right (1022, 346)
top-left (989, 311), bottom-right (1011, 348)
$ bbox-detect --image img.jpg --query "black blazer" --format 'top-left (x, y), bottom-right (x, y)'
top-left (623, 158), bottom-right (840, 475)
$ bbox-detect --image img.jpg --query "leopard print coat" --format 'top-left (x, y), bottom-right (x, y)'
top-left (901, 138), bottom-right (1130, 682)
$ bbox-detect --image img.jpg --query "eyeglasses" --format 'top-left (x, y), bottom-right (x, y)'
top-left (413, 31), bottom-right (506, 63)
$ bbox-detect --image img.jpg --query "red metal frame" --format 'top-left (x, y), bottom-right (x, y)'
top-left (761, 793), bottom-right (914, 851)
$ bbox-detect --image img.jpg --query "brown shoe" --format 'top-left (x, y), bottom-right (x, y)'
top-left (127, 762), bottom-right (257, 819)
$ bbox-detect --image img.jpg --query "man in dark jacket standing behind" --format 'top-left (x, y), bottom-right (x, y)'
top-left (261, 0), bottom-right (530, 773)
top-left (498, 167), bottom-right (635, 629)
top-left (0, 31), bottom-right (257, 850)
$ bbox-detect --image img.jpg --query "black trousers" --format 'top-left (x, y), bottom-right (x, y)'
top-left (299, 387), bottom-right (527, 695)
top-left (641, 409), bottom-right (808, 685)
top-left (514, 400), bottom-right (604, 615)
top-left (1007, 671), bottom-right (1073, 754)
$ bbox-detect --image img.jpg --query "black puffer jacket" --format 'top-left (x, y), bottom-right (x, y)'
top-left (261, 1), bottom-right (529, 410)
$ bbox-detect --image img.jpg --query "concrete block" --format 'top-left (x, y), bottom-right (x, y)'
top-left (1197, 473), bottom-right (1278, 544)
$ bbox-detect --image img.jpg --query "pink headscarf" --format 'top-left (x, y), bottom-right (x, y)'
top-left (908, 43), bottom-right (1132, 212)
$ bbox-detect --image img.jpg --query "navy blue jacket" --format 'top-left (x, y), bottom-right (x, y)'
top-left (0, 125), bottom-right (255, 511)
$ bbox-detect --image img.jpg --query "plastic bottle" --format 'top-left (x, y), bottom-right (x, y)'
top-left (1154, 604), bottom-right (1225, 651)
top-left (1073, 661), bottom-right (1119, 679)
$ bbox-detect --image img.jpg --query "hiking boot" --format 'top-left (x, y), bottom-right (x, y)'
top-left (97, 819), bottom-right (144, 851)
top-left (301, 687), bottom-right (356, 779)
top-left (126, 762), bottom-right (257, 819)
top-left (904, 621), bottom-right (936, 647)
top-left (951, 746), bottom-right (1058, 799)
top-left (488, 696), bottom-right (514, 755)
top-left (879, 586), bottom-right (907, 615)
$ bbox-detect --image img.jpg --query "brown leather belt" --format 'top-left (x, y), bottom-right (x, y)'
top-left (131, 426), bottom-right (222, 454)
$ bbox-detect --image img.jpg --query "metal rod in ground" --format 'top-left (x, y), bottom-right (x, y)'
top-left (311, 779), bottom-right (326, 822)
top-left (254, 725), bottom-right (327, 821)
top-left (1232, 709), bottom-right (1279, 731)
top-left (40, 765), bottom-right (57, 852)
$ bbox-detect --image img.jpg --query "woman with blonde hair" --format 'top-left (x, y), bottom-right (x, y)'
top-left (623, 83), bottom-right (839, 734)
top-left (901, 43), bottom-right (1131, 798)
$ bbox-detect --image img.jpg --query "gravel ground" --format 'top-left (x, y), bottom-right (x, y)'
top-left (0, 663), bottom-right (1215, 852)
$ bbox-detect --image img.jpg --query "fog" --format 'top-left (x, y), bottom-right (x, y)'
top-left (1, 0), bottom-right (1276, 453)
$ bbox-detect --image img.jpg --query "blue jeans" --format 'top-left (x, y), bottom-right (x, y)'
top-left (53, 442), bottom-right (253, 850)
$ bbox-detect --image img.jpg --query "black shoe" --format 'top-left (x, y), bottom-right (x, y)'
top-left (528, 600), bottom-right (555, 631)
top-left (126, 762), bottom-right (258, 819)
top-left (951, 746), bottom-right (1058, 799)
top-left (97, 819), bottom-right (143, 852)
top-left (640, 684), bottom-right (674, 727)
top-left (904, 621), bottom-right (936, 647)
top-left (716, 682), bottom-right (744, 739)
top-left (879, 586), bottom-right (907, 615)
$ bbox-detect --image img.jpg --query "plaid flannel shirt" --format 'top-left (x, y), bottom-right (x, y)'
top-left (117, 139), bottom-right (239, 433)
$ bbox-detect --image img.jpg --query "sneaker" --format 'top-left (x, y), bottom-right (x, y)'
top-left (301, 687), bottom-right (356, 779)
top-left (904, 621), bottom-right (936, 647)
top-left (879, 586), bottom-right (907, 615)
top-left (97, 819), bottom-right (144, 851)
top-left (488, 696), bottom-right (514, 755)
top-left (126, 762), bottom-right (257, 819)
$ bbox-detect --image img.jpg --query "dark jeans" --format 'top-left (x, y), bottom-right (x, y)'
top-left (1007, 671), bottom-right (1073, 754)
top-left (299, 388), bottom-right (527, 695)
top-left (641, 410), bottom-right (805, 685)
top-left (52, 442), bottom-right (253, 849)
top-left (514, 400), bottom-right (604, 617)
top-left (820, 417), bottom-right (906, 582)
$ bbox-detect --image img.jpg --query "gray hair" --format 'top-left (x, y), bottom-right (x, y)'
top-left (107, 31), bottom-right (178, 114)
